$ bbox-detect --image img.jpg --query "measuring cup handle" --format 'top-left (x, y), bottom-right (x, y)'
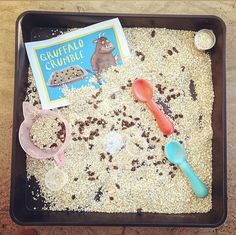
top-left (146, 99), bottom-right (174, 135)
top-left (54, 152), bottom-right (65, 167)
top-left (179, 160), bottom-right (208, 198)
top-left (23, 102), bottom-right (39, 119)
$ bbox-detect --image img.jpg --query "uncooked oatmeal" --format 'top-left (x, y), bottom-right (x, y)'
top-left (30, 116), bottom-right (66, 150)
top-left (25, 27), bottom-right (213, 213)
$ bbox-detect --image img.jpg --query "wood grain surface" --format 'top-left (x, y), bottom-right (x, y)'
top-left (0, 1), bottom-right (235, 235)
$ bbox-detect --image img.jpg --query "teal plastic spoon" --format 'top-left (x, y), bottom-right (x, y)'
top-left (164, 140), bottom-right (208, 198)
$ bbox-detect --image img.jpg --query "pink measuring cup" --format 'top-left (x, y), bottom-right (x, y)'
top-left (18, 102), bottom-right (71, 166)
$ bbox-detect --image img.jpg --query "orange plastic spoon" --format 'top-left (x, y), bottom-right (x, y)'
top-left (132, 78), bottom-right (174, 135)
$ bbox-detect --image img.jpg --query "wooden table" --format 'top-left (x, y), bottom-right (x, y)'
top-left (0, 1), bottom-right (235, 234)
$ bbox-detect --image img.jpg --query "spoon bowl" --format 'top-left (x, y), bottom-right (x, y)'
top-left (132, 79), bottom-right (153, 102)
top-left (165, 140), bottom-right (186, 164)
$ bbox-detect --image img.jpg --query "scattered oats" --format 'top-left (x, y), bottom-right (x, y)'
top-left (26, 27), bottom-right (213, 214)
top-left (30, 116), bottom-right (65, 149)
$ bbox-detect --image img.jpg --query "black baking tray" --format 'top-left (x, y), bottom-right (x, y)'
top-left (10, 11), bottom-right (227, 227)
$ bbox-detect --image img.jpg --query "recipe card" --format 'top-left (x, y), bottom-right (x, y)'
top-left (25, 18), bottom-right (130, 109)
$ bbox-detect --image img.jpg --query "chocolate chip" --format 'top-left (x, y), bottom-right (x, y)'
top-left (134, 117), bottom-right (140, 121)
top-left (189, 79), bottom-right (197, 101)
top-left (50, 143), bottom-right (58, 148)
top-left (161, 145), bottom-right (165, 151)
top-left (135, 51), bottom-right (145, 61)
top-left (93, 104), bottom-right (98, 109)
top-left (111, 93), bottom-right (116, 99)
top-left (88, 171), bottom-right (95, 176)
top-left (88, 177), bottom-right (96, 181)
top-left (173, 166), bottom-right (178, 170)
top-left (100, 153), bottom-right (106, 161)
top-left (163, 135), bottom-right (168, 138)
top-left (151, 30), bottom-right (156, 37)
top-left (115, 183), bottom-right (120, 189)
top-left (126, 82), bottom-right (132, 87)
top-left (134, 143), bottom-right (143, 150)
top-left (131, 167), bottom-right (136, 171)
top-left (121, 85), bottom-right (126, 90)
top-left (159, 172), bottom-right (163, 176)
top-left (141, 131), bottom-right (149, 138)
top-left (113, 166), bottom-right (118, 170)
top-left (72, 195), bottom-right (76, 200)
top-left (114, 69), bottom-right (119, 73)
top-left (162, 158), bottom-right (167, 164)
top-left (110, 125), bottom-right (115, 131)
top-left (32, 87), bottom-right (37, 92)
top-left (147, 156), bottom-right (154, 160)
top-left (33, 100), bottom-right (38, 106)
top-left (181, 66), bottom-right (185, 72)
top-left (156, 161), bottom-right (162, 165)
top-left (159, 73), bottom-right (163, 76)
top-left (89, 144), bottom-right (94, 149)
top-left (94, 186), bottom-right (103, 202)
top-left (199, 115), bottom-right (203, 123)
top-left (74, 177), bottom-right (78, 181)
top-left (141, 161), bottom-right (146, 166)
top-left (169, 88), bottom-right (174, 92)
top-left (179, 140), bottom-right (183, 144)
top-left (109, 196), bottom-right (114, 200)
top-left (173, 47), bottom-right (179, 53)
top-left (179, 114), bottom-right (183, 118)
top-left (114, 110), bottom-right (119, 116)
top-left (167, 50), bottom-right (173, 55)
top-left (171, 174), bottom-right (176, 178)
top-left (132, 159), bottom-right (139, 166)
top-left (169, 171), bottom-right (173, 175)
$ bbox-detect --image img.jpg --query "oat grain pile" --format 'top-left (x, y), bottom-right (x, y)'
top-left (26, 28), bottom-right (213, 213)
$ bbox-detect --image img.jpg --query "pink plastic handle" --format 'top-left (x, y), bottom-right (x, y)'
top-left (146, 99), bottom-right (174, 135)
top-left (54, 152), bottom-right (65, 167)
